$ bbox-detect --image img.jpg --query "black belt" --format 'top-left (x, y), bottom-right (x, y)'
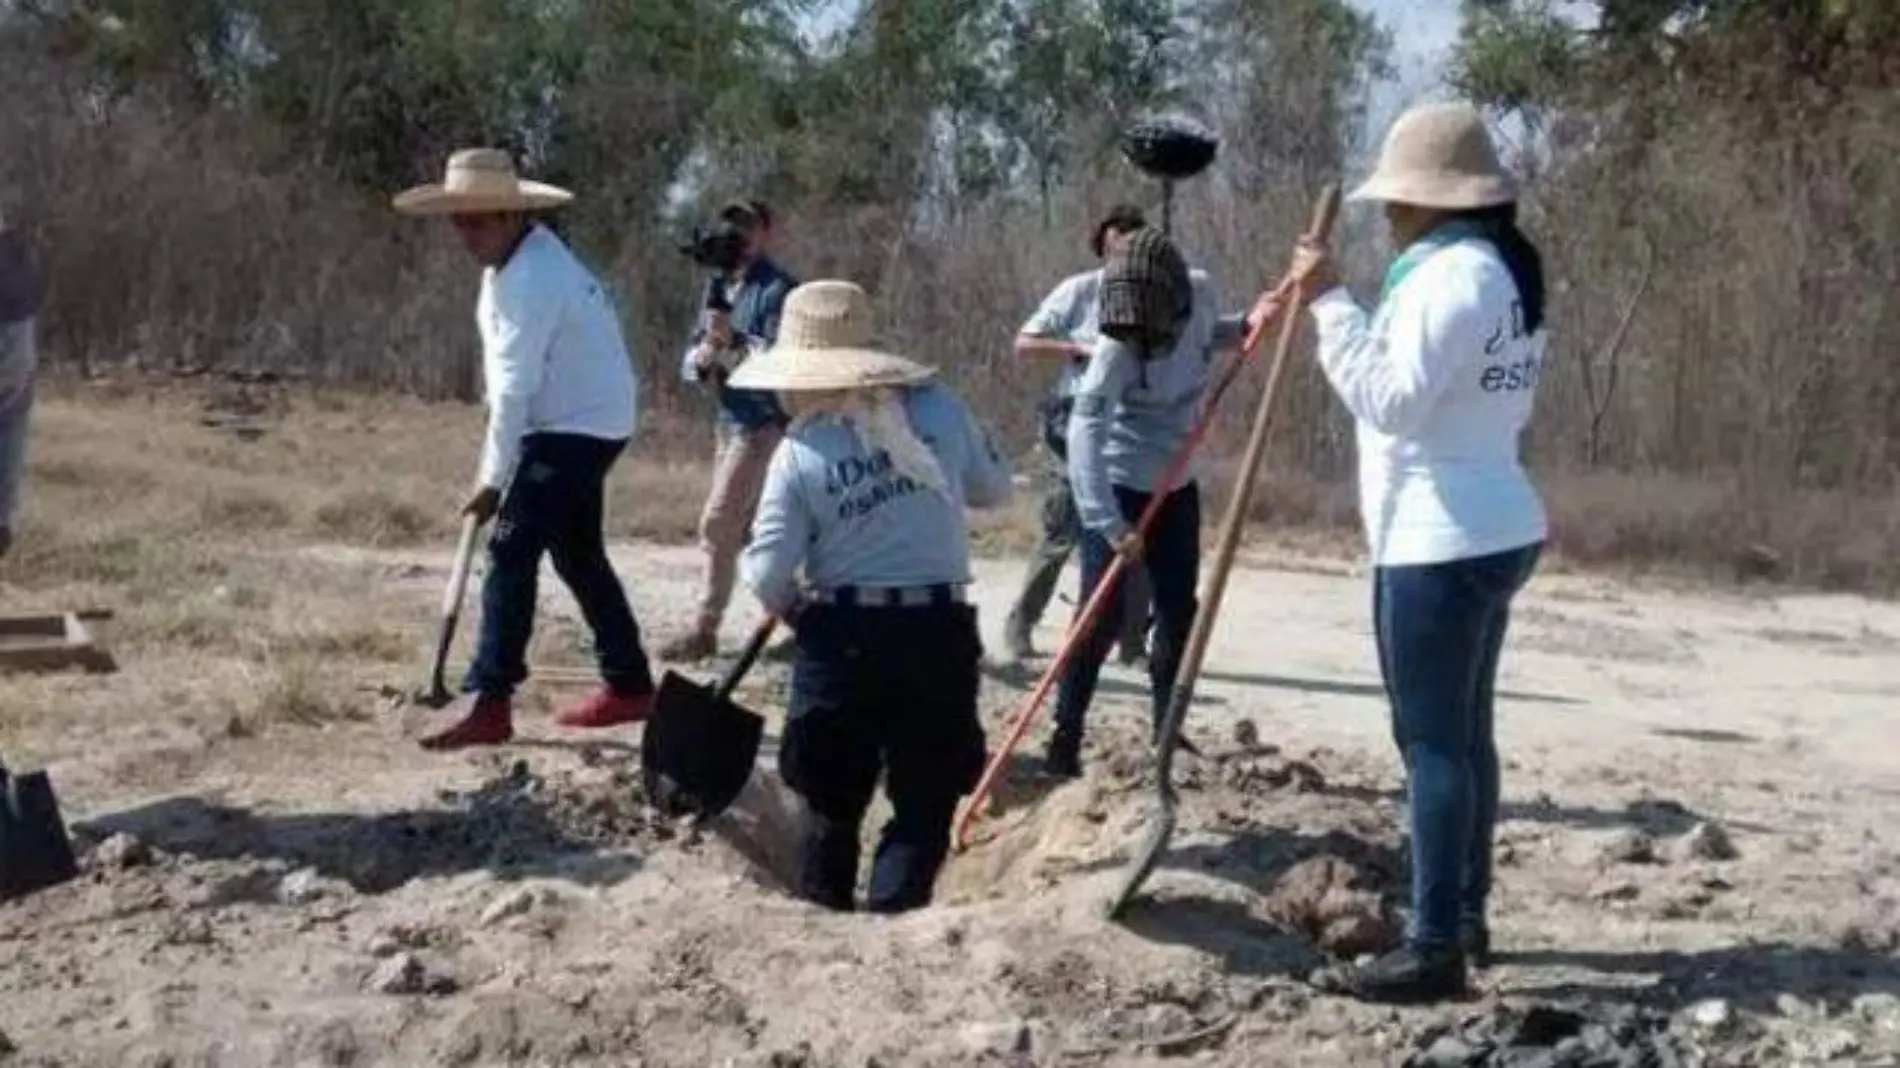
top-left (807, 583), bottom-right (967, 608)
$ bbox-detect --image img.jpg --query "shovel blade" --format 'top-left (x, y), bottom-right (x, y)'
top-left (1103, 793), bottom-right (1177, 921)
top-left (0, 768), bottom-right (80, 902)
top-left (641, 669), bottom-right (766, 820)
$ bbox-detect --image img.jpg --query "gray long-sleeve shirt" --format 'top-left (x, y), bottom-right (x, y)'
top-left (0, 317), bottom-right (36, 529)
top-left (740, 382), bottom-right (1013, 615)
top-left (1066, 270), bottom-right (1248, 541)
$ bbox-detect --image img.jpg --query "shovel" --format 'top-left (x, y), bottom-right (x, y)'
top-left (0, 759), bottom-right (79, 902)
top-left (1104, 184), bottom-right (1341, 921)
top-left (641, 616), bottom-right (777, 821)
top-left (415, 513), bottom-right (483, 709)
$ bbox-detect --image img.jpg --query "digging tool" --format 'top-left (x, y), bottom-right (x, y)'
top-left (954, 282), bottom-right (1307, 853)
top-left (642, 616), bottom-right (777, 821)
top-left (0, 758), bottom-right (79, 902)
top-left (947, 118), bottom-right (1231, 854)
top-left (415, 513), bottom-right (483, 709)
top-left (1103, 184), bottom-right (1342, 920)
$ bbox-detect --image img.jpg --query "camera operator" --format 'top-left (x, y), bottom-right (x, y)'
top-left (663, 198), bottom-right (798, 662)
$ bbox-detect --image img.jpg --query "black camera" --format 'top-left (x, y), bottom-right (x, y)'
top-left (678, 220), bottom-right (749, 273)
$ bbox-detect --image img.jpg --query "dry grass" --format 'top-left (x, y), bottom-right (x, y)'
top-left (1, 378), bottom-right (1893, 776)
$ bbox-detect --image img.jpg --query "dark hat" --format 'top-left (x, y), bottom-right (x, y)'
top-left (720, 197), bottom-right (773, 229)
top-left (1091, 203), bottom-right (1148, 257)
top-left (1097, 226), bottom-right (1192, 354)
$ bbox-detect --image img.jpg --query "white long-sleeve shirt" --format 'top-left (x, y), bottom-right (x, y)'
top-left (1307, 236), bottom-right (1546, 567)
top-left (475, 225), bottom-right (638, 489)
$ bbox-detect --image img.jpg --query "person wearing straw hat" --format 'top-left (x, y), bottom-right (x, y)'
top-left (1044, 225), bottom-right (1284, 780)
top-left (1001, 202), bottom-right (1155, 668)
top-left (0, 206), bottom-right (41, 563)
top-left (733, 279), bottom-right (1012, 913)
top-left (1286, 102), bottom-right (1548, 1003)
top-left (393, 148), bottom-right (659, 750)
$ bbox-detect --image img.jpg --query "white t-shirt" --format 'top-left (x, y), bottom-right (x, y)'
top-left (1307, 237), bottom-right (1547, 567)
top-left (475, 225), bottom-right (638, 489)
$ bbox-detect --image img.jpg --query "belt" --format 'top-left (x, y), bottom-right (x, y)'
top-left (806, 583), bottom-right (967, 608)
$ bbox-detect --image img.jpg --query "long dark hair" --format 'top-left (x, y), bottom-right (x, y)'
top-left (1451, 203), bottom-right (1546, 334)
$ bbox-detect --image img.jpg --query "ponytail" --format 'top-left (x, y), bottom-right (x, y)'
top-left (1454, 203), bottom-right (1546, 335)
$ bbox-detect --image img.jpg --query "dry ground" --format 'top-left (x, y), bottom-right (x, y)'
top-left (2, 386), bottom-right (1899, 1067)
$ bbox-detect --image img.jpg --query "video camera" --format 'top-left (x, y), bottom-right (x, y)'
top-left (677, 219), bottom-right (750, 274)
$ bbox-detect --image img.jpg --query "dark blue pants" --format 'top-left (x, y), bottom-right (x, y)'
top-left (464, 433), bottom-right (654, 700)
top-left (780, 601), bottom-right (985, 913)
top-left (1374, 542), bottom-right (1542, 953)
top-left (1053, 482), bottom-right (1201, 740)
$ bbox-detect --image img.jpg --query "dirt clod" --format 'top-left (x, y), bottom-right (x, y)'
top-left (1402, 1001), bottom-right (1696, 1067)
top-left (1262, 855), bottom-right (1399, 958)
top-left (1597, 828), bottom-right (1660, 865)
top-left (367, 952), bottom-right (457, 997)
top-left (93, 832), bottom-right (152, 870)
top-left (1678, 821), bottom-right (1739, 861)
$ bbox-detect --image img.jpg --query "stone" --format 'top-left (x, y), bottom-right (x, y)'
top-left (479, 887), bottom-right (539, 927)
top-left (366, 952), bottom-right (456, 996)
top-left (1589, 878), bottom-right (1642, 904)
top-left (277, 868), bottom-right (329, 907)
top-left (94, 832), bottom-right (152, 870)
top-left (1599, 829), bottom-right (1660, 865)
top-left (959, 1020), bottom-right (1034, 1057)
top-left (1686, 998), bottom-right (1734, 1033)
top-left (1775, 993), bottom-right (1816, 1019)
top-left (1679, 821), bottom-right (1738, 862)
top-left (1231, 719), bottom-right (1261, 751)
top-left (366, 933), bottom-right (403, 958)
top-left (1854, 992), bottom-right (1900, 1024)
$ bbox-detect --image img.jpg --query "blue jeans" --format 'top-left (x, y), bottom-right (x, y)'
top-left (780, 601), bottom-right (986, 913)
top-left (1054, 482), bottom-right (1201, 740)
top-left (464, 433), bottom-right (654, 700)
top-left (1374, 542), bottom-right (1542, 952)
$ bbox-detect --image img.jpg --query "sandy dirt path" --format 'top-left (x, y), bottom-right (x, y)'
top-left (2, 542), bottom-right (1897, 1067)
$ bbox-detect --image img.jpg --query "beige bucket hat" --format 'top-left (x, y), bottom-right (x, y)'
top-left (727, 280), bottom-right (935, 393)
top-left (1348, 102), bottom-right (1517, 210)
top-left (392, 148), bottom-right (574, 217)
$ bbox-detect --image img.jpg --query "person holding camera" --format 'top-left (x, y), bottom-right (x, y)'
top-left (0, 206), bottom-right (41, 563)
top-left (663, 199), bottom-right (798, 663)
top-left (1001, 204), bottom-right (1155, 667)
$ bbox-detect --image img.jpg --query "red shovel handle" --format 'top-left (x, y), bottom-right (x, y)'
top-left (950, 277), bottom-right (1294, 852)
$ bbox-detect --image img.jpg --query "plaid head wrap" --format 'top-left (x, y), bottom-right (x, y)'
top-left (1097, 226), bottom-right (1192, 355)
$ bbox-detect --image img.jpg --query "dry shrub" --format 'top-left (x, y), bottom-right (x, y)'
top-left (254, 656), bottom-right (370, 727)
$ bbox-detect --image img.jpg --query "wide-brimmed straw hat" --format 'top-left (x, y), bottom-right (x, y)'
top-left (727, 280), bottom-right (935, 393)
top-left (392, 148), bottom-right (574, 217)
top-left (1348, 102), bottom-right (1517, 210)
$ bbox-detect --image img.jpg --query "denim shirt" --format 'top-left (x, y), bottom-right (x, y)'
top-left (679, 256), bottom-right (796, 431)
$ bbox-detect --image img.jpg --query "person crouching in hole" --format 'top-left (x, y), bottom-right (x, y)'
top-left (1291, 103), bottom-right (1548, 1004)
top-left (1046, 226), bottom-right (1285, 779)
top-left (730, 279), bottom-right (1013, 913)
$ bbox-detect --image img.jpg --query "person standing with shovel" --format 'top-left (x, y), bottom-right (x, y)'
top-left (1289, 102), bottom-right (1549, 1004)
top-left (731, 279), bottom-right (1012, 913)
top-left (393, 148), bottom-right (658, 750)
top-left (1044, 227), bottom-right (1284, 779)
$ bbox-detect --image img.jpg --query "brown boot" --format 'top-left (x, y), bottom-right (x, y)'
top-left (418, 695), bottom-right (514, 751)
top-left (658, 630), bottom-right (718, 662)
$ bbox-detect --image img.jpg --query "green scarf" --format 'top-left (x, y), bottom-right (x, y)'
top-left (1377, 218), bottom-right (1492, 308)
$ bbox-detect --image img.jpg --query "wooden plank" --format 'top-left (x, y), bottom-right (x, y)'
top-left (0, 613), bottom-right (117, 675)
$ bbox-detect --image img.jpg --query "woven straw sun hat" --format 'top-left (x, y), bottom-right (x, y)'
top-left (1348, 102), bottom-right (1517, 210)
top-left (727, 280), bottom-right (935, 393)
top-left (392, 148), bottom-right (574, 217)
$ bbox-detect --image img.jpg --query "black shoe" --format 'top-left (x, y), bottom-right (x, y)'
top-left (1312, 945), bottom-right (1469, 1005)
top-left (1042, 732), bottom-right (1082, 779)
top-left (1462, 923), bottom-right (1491, 968)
